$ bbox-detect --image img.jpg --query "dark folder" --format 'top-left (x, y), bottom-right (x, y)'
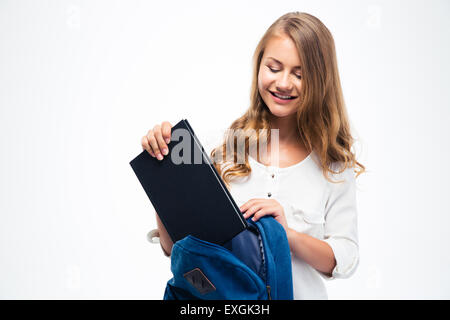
top-left (129, 119), bottom-right (248, 245)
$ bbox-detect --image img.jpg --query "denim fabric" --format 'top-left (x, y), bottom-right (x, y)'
top-left (222, 224), bottom-right (265, 279)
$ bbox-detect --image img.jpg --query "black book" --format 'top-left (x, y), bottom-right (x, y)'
top-left (129, 119), bottom-right (248, 245)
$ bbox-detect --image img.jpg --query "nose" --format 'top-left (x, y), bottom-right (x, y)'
top-left (275, 72), bottom-right (294, 94)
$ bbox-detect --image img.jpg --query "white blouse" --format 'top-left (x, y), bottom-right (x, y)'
top-left (226, 150), bottom-right (359, 300)
top-left (148, 150), bottom-right (359, 300)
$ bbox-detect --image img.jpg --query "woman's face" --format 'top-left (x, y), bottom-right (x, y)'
top-left (258, 33), bottom-right (302, 118)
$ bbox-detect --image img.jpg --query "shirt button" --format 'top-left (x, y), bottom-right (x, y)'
top-left (271, 173), bottom-right (275, 178)
top-left (267, 192), bottom-right (272, 198)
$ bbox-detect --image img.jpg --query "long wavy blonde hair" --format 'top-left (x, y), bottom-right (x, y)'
top-left (210, 12), bottom-right (365, 190)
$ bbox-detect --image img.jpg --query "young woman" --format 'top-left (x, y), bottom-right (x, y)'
top-left (143, 12), bottom-right (365, 300)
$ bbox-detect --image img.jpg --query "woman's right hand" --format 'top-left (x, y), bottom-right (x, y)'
top-left (141, 121), bottom-right (173, 161)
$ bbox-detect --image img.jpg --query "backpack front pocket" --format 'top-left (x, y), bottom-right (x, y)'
top-left (169, 235), bottom-right (267, 300)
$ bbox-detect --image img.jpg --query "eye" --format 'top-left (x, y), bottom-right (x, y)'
top-left (268, 66), bottom-right (280, 73)
top-left (295, 74), bottom-right (302, 80)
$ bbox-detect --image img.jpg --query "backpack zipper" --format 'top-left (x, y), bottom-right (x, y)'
top-left (249, 219), bottom-right (272, 300)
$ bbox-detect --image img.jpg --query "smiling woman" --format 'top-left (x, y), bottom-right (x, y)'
top-left (144, 11), bottom-right (365, 300)
top-left (207, 11), bottom-right (365, 299)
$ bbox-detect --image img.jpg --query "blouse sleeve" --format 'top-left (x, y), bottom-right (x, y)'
top-left (147, 229), bottom-right (171, 257)
top-left (321, 167), bottom-right (359, 280)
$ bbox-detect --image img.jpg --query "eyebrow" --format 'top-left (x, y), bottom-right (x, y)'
top-left (267, 57), bottom-right (301, 69)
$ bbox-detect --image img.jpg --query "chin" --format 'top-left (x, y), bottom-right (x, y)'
top-left (266, 104), bottom-right (296, 118)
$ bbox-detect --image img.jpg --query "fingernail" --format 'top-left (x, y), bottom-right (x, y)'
top-left (165, 138), bottom-right (170, 144)
top-left (162, 148), bottom-right (168, 155)
top-left (157, 154), bottom-right (163, 160)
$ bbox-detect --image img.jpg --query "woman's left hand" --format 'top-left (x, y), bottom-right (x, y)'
top-left (240, 198), bottom-right (288, 232)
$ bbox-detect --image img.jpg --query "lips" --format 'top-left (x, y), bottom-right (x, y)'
top-left (269, 90), bottom-right (298, 100)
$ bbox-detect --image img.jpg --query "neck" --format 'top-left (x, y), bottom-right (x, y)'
top-left (268, 113), bottom-right (301, 146)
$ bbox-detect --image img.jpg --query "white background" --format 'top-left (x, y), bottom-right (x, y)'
top-left (1, 0), bottom-right (449, 299)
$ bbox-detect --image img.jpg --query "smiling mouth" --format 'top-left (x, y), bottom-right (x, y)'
top-left (269, 91), bottom-right (298, 100)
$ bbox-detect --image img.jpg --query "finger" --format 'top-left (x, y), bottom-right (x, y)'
top-left (252, 208), bottom-right (273, 222)
top-left (243, 204), bottom-right (263, 218)
top-left (147, 130), bottom-right (162, 160)
top-left (153, 124), bottom-right (169, 156)
top-left (161, 121), bottom-right (172, 144)
top-left (241, 202), bottom-right (253, 213)
top-left (141, 136), bottom-right (155, 157)
top-left (240, 199), bottom-right (265, 212)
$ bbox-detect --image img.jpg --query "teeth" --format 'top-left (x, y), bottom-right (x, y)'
top-left (274, 92), bottom-right (292, 99)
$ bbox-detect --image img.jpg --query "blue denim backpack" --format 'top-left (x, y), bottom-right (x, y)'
top-left (163, 216), bottom-right (293, 300)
